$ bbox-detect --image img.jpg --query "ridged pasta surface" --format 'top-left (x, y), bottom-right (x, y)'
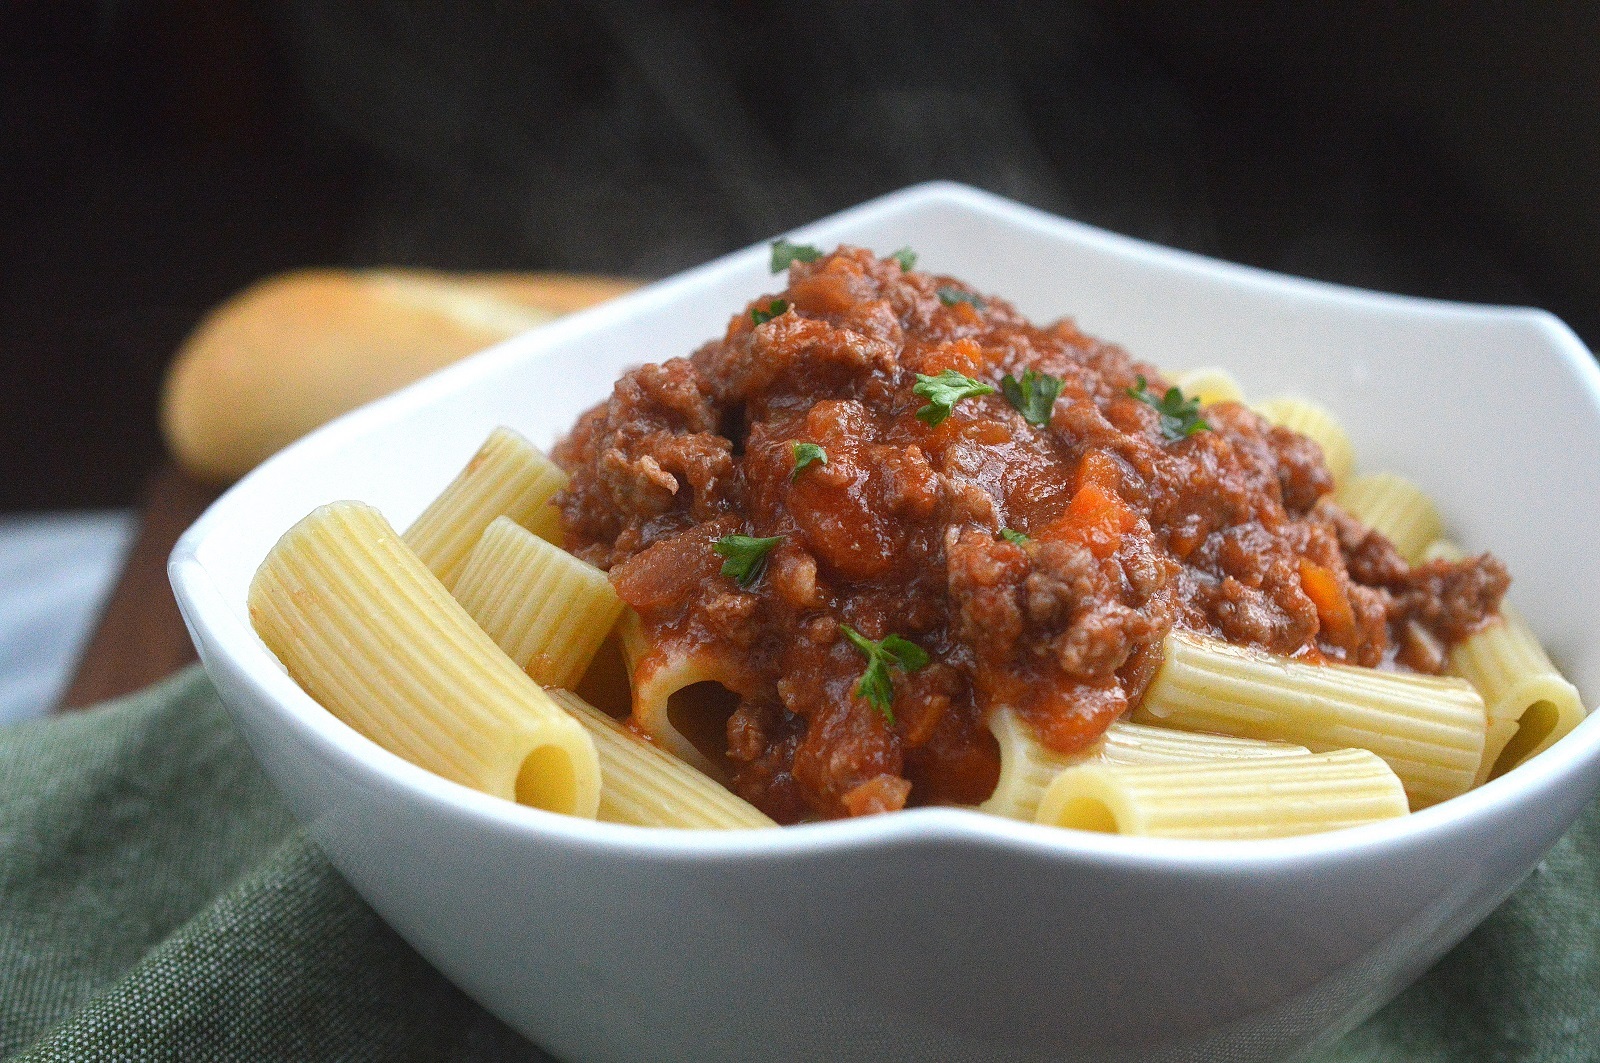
top-left (403, 426), bottom-right (568, 590)
top-left (1037, 749), bottom-right (1408, 839)
top-left (453, 516), bottom-right (623, 689)
top-left (249, 500), bottom-right (599, 815)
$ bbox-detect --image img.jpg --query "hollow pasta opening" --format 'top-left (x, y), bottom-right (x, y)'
top-left (515, 743), bottom-right (581, 814)
top-left (667, 680), bottom-right (740, 771)
top-left (1049, 795), bottom-right (1121, 834)
top-left (1490, 699), bottom-right (1560, 780)
top-left (572, 632), bottom-right (632, 718)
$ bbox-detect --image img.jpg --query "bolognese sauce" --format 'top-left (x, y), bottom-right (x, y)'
top-left (553, 246), bottom-right (1507, 823)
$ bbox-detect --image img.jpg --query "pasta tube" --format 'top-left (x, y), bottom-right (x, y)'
top-left (619, 609), bottom-right (748, 781)
top-left (1476, 716), bottom-right (1521, 788)
top-left (1422, 540), bottom-right (1586, 780)
top-left (1036, 749), bottom-right (1408, 839)
top-left (403, 426), bottom-right (568, 590)
top-left (452, 516), bottom-right (624, 689)
top-left (1453, 610), bottom-right (1585, 777)
top-left (1169, 366), bottom-right (1244, 406)
top-left (547, 690), bottom-right (774, 829)
top-left (1333, 472), bottom-right (1442, 563)
top-left (573, 631), bottom-right (634, 718)
top-left (981, 707), bottom-right (1310, 822)
top-left (1135, 631), bottom-right (1486, 808)
top-left (1254, 396), bottom-right (1356, 484)
top-left (249, 500), bottom-right (600, 816)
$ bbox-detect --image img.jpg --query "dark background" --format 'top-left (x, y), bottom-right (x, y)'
top-left (4, 1), bottom-right (1597, 513)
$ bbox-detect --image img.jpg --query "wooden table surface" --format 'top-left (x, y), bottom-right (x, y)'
top-left (57, 464), bottom-right (222, 710)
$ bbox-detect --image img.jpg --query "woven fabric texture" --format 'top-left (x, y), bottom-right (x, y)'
top-left (0, 668), bottom-right (1594, 1061)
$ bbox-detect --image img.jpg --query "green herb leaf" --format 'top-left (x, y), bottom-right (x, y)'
top-left (840, 623), bottom-right (930, 723)
top-left (770, 239), bottom-right (821, 272)
top-left (999, 528), bottom-right (1030, 545)
top-left (937, 285), bottom-right (984, 310)
top-left (713, 534), bottom-right (784, 587)
top-left (913, 369), bottom-right (995, 426)
top-left (1126, 375), bottom-right (1210, 441)
top-left (750, 299), bottom-right (790, 326)
top-left (1000, 368), bottom-right (1064, 427)
top-left (889, 247), bottom-right (917, 271)
top-left (879, 634), bottom-right (930, 671)
top-left (790, 441), bottom-right (827, 481)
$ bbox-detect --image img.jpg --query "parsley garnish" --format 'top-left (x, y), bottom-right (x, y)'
top-left (1126, 375), bottom-right (1209, 441)
top-left (750, 299), bottom-right (789, 326)
top-left (912, 369), bottom-right (995, 426)
top-left (790, 441), bottom-right (827, 481)
top-left (840, 623), bottom-right (930, 723)
top-left (1000, 369), bottom-right (1063, 427)
top-left (770, 239), bottom-right (820, 272)
top-left (713, 534), bottom-right (783, 588)
top-left (999, 528), bottom-right (1030, 545)
top-left (889, 247), bottom-right (917, 272)
top-left (937, 285), bottom-right (984, 310)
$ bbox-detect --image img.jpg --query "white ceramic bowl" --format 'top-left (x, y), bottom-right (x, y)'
top-left (171, 183), bottom-right (1600, 1063)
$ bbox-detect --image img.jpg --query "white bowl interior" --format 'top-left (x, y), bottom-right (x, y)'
top-left (185, 181), bottom-right (1600, 710)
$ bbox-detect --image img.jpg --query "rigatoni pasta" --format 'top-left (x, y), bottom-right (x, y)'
top-left (1036, 750), bottom-right (1408, 839)
top-left (548, 690), bottom-right (775, 829)
top-left (403, 426), bottom-right (567, 590)
top-left (1452, 610), bottom-right (1585, 776)
top-left (1135, 630), bottom-right (1486, 808)
top-left (1334, 473), bottom-right (1443, 564)
top-left (452, 516), bottom-right (623, 689)
top-left (982, 707), bottom-right (1311, 822)
top-left (1423, 540), bottom-right (1586, 780)
top-left (617, 609), bottom-right (748, 782)
top-left (248, 500), bottom-right (600, 816)
top-left (1254, 396), bottom-right (1357, 483)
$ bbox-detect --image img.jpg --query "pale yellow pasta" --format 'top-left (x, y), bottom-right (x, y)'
top-left (619, 609), bottom-right (745, 781)
top-left (1036, 749), bottom-right (1408, 839)
top-left (1476, 716), bottom-right (1521, 788)
top-left (1334, 472), bottom-right (1443, 563)
top-left (452, 516), bottom-right (623, 689)
top-left (403, 426), bottom-right (567, 591)
top-left (1454, 612), bottom-right (1585, 776)
top-left (981, 707), bottom-right (1310, 822)
top-left (546, 690), bottom-right (774, 829)
top-left (1253, 396), bottom-right (1357, 484)
top-left (248, 500), bottom-right (600, 816)
top-left (1169, 366), bottom-right (1244, 406)
top-left (1135, 631), bottom-right (1486, 808)
top-left (1422, 540), bottom-right (1586, 780)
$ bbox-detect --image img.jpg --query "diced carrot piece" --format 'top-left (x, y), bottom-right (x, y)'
top-left (916, 338), bottom-right (987, 378)
top-left (1076, 450), bottom-right (1123, 493)
top-left (1299, 558), bottom-right (1355, 641)
top-left (1038, 481), bottom-right (1136, 559)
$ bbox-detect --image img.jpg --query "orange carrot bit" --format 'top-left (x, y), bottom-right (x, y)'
top-left (1299, 558), bottom-right (1355, 640)
top-left (917, 337), bottom-right (987, 379)
top-left (1075, 449), bottom-right (1123, 493)
top-left (1039, 481), bottom-right (1137, 559)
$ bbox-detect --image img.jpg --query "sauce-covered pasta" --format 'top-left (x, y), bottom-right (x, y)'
top-left (552, 246), bottom-right (1509, 822)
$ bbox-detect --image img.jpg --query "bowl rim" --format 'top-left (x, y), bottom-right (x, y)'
top-left (171, 180), bottom-right (1600, 870)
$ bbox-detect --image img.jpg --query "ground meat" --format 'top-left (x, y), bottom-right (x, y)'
top-left (554, 245), bottom-right (1510, 821)
top-left (1320, 497), bottom-right (1509, 667)
top-left (1326, 501), bottom-right (1411, 586)
top-left (946, 527), bottom-right (1027, 666)
top-left (1388, 554), bottom-right (1511, 646)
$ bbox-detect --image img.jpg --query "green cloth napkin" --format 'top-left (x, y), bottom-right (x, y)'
top-left (1, 669), bottom-right (1596, 1061)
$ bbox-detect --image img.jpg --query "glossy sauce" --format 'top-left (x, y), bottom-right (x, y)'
top-left (554, 248), bottom-right (1507, 822)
